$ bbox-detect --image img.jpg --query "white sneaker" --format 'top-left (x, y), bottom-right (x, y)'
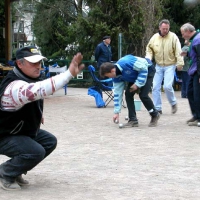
top-left (0, 177), bottom-right (21, 191)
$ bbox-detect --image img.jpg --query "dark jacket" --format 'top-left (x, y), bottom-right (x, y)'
top-left (0, 70), bottom-right (43, 139)
top-left (188, 32), bottom-right (200, 76)
top-left (95, 42), bottom-right (112, 68)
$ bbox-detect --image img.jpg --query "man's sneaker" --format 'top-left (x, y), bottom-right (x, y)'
top-left (172, 104), bottom-right (177, 114)
top-left (16, 175), bottom-right (29, 186)
top-left (186, 117), bottom-right (196, 124)
top-left (158, 110), bottom-right (162, 114)
top-left (0, 177), bottom-right (21, 191)
top-left (123, 120), bottom-right (139, 128)
top-left (148, 113), bottom-right (160, 127)
top-left (188, 120), bottom-right (198, 126)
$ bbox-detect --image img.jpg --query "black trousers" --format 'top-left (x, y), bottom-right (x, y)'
top-left (0, 129), bottom-right (57, 182)
top-left (187, 72), bottom-right (200, 121)
top-left (125, 72), bottom-right (157, 121)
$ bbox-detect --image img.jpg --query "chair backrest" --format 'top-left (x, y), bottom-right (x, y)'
top-left (88, 65), bottom-right (113, 92)
top-left (48, 65), bottom-right (68, 95)
top-left (49, 65), bottom-right (67, 73)
top-left (77, 72), bottom-right (84, 79)
top-left (88, 65), bottom-right (100, 82)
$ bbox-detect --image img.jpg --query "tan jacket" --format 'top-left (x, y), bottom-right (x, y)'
top-left (145, 31), bottom-right (184, 67)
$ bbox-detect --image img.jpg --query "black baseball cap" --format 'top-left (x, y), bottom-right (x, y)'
top-left (103, 36), bottom-right (111, 40)
top-left (16, 46), bottom-right (47, 63)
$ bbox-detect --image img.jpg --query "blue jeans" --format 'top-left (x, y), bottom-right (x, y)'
top-left (187, 72), bottom-right (200, 121)
top-left (0, 129), bottom-right (57, 182)
top-left (152, 64), bottom-right (176, 111)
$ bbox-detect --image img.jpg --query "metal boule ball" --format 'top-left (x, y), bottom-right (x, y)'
top-left (119, 123), bottom-right (123, 128)
top-left (197, 122), bottom-right (200, 127)
top-left (125, 116), bottom-right (128, 120)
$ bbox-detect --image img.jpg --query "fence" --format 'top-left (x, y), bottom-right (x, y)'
top-left (44, 59), bottom-right (98, 88)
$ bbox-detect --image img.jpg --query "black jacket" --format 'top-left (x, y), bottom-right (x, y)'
top-left (0, 70), bottom-right (43, 138)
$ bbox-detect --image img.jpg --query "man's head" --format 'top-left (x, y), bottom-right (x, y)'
top-left (180, 23), bottom-right (196, 40)
top-left (15, 46), bottom-right (46, 78)
top-left (159, 19), bottom-right (170, 37)
top-left (99, 62), bottom-right (116, 78)
top-left (103, 36), bottom-right (111, 45)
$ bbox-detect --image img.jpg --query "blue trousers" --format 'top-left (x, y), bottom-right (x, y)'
top-left (0, 129), bottom-right (57, 182)
top-left (187, 73), bottom-right (200, 121)
top-left (152, 64), bottom-right (176, 111)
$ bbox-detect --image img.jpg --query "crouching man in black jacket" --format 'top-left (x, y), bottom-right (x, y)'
top-left (0, 46), bottom-right (84, 191)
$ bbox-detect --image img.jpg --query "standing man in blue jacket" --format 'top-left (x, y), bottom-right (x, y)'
top-left (99, 54), bottom-right (160, 127)
top-left (95, 36), bottom-right (112, 68)
top-left (180, 23), bottom-right (200, 126)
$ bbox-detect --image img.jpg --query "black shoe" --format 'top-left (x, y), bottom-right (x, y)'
top-left (186, 117), bottom-right (196, 124)
top-left (148, 113), bottom-right (160, 127)
top-left (158, 110), bottom-right (162, 114)
top-left (188, 120), bottom-right (198, 126)
top-left (172, 104), bottom-right (177, 114)
top-left (16, 175), bottom-right (29, 186)
top-left (123, 120), bottom-right (139, 128)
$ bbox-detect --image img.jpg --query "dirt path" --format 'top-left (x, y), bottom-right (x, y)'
top-left (1, 88), bottom-right (200, 200)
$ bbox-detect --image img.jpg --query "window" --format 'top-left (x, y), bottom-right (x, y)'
top-left (19, 21), bottom-right (24, 33)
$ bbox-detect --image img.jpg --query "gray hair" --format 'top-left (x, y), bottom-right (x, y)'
top-left (159, 19), bottom-right (170, 27)
top-left (181, 23), bottom-right (196, 32)
top-left (18, 58), bottom-right (25, 64)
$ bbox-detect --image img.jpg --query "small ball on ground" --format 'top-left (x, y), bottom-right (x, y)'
top-left (119, 123), bottom-right (123, 128)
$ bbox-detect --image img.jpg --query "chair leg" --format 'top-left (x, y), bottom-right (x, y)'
top-left (104, 97), bottom-right (113, 107)
top-left (103, 91), bottom-right (114, 107)
top-left (64, 84), bottom-right (67, 95)
top-left (103, 91), bottom-right (126, 108)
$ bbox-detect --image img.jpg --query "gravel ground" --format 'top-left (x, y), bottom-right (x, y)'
top-left (1, 87), bottom-right (200, 200)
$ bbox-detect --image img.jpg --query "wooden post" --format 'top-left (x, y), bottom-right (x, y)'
top-left (5, 0), bottom-right (12, 62)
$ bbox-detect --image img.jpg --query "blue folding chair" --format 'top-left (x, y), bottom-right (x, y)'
top-left (88, 65), bottom-right (114, 107)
